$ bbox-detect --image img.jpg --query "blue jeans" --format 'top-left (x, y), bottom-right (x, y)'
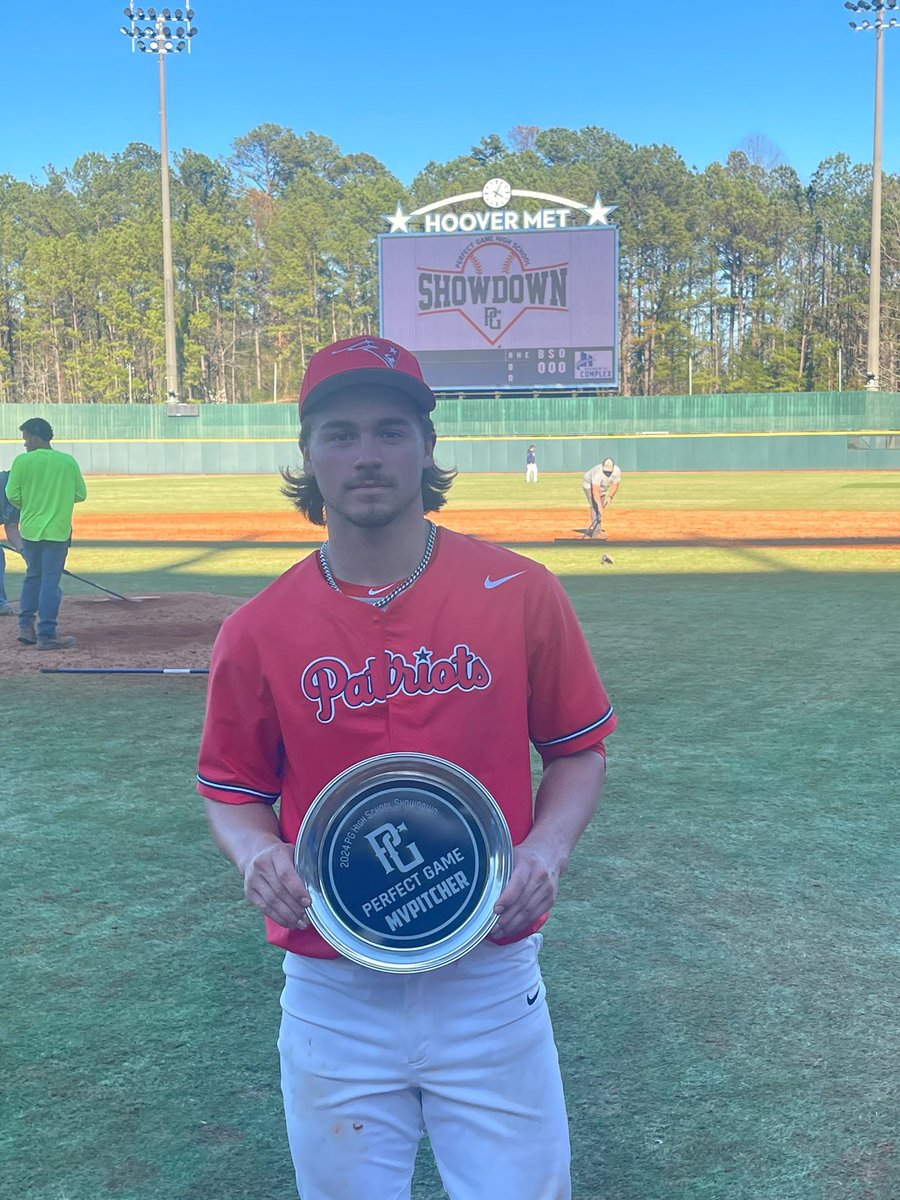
top-left (0, 546), bottom-right (7, 605)
top-left (19, 539), bottom-right (70, 640)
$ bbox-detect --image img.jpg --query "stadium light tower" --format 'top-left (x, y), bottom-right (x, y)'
top-left (845, 0), bottom-right (898, 392)
top-left (120, 6), bottom-right (198, 404)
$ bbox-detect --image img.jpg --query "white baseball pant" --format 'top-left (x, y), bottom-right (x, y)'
top-left (278, 934), bottom-right (571, 1200)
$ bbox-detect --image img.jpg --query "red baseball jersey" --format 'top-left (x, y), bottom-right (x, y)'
top-left (197, 527), bottom-right (616, 956)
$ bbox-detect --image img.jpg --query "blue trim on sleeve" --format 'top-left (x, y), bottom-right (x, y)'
top-left (197, 774), bottom-right (281, 803)
top-left (533, 705), bottom-right (615, 748)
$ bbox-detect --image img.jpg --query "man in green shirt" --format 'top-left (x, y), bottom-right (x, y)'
top-left (5, 418), bottom-right (87, 650)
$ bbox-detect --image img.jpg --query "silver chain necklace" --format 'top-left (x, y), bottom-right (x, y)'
top-left (318, 521), bottom-right (437, 609)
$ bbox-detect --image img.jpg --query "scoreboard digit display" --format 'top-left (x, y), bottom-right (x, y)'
top-left (379, 226), bottom-right (618, 392)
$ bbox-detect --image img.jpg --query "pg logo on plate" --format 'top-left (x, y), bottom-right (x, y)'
top-left (295, 754), bottom-right (512, 973)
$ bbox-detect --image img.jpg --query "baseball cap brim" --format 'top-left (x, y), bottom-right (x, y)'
top-left (301, 367), bottom-right (436, 416)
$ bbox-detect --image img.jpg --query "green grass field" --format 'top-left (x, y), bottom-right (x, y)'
top-left (58, 468), bottom-right (900, 514)
top-left (2, 471), bottom-right (898, 1200)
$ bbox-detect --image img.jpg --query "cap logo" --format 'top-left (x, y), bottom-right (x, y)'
top-left (333, 337), bottom-right (400, 369)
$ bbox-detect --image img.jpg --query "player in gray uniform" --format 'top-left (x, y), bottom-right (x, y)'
top-left (581, 458), bottom-right (621, 539)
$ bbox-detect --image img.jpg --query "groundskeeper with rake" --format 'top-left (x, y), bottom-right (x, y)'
top-left (197, 336), bottom-right (617, 1200)
top-left (580, 457), bottom-right (622, 539)
top-left (5, 417), bottom-right (86, 650)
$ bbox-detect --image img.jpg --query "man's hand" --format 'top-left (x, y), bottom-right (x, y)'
top-left (204, 799), bottom-right (313, 930)
top-left (243, 841), bottom-right (312, 929)
top-left (3, 523), bottom-right (24, 552)
top-left (491, 841), bottom-right (561, 941)
top-left (243, 844), bottom-right (314, 926)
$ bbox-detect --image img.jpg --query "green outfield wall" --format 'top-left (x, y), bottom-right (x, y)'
top-left (1, 392), bottom-right (897, 474)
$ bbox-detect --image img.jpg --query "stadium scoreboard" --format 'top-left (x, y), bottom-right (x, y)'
top-left (379, 182), bottom-right (620, 393)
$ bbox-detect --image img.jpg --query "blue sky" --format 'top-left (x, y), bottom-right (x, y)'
top-left (1, 1), bottom-right (897, 189)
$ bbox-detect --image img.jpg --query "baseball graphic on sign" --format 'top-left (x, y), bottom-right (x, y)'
top-left (417, 240), bottom-right (568, 346)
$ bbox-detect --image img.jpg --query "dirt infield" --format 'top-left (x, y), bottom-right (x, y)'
top-left (0, 593), bottom-right (245, 678)
top-left (4, 504), bottom-right (896, 678)
top-left (72, 508), bottom-right (900, 544)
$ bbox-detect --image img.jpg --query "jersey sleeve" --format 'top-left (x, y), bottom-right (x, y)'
top-left (525, 568), bottom-right (617, 763)
top-left (197, 614), bottom-right (285, 805)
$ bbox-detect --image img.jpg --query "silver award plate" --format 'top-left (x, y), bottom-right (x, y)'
top-left (294, 753), bottom-right (514, 973)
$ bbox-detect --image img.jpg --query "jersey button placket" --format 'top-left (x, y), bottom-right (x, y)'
top-left (372, 601), bottom-right (398, 745)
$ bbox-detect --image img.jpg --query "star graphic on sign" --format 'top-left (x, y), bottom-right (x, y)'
top-left (385, 203), bottom-right (411, 233)
top-left (414, 646), bottom-right (432, 666)
top-left (585, 194), bottom-right (618, 225)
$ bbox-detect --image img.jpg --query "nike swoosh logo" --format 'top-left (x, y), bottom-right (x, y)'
top-left (526, 988), bottom-right (540, 1006)
top-left (484, 572), bottom-right (525, 590)
top-left (367, 585), bottom-right (393, 596)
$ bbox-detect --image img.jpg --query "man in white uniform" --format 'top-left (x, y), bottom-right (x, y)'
top-left (581, 458), bottom-right (621, 539)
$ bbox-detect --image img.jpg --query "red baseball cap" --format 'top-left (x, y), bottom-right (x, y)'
top-left (299, 336), bottom-right (436, 417)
